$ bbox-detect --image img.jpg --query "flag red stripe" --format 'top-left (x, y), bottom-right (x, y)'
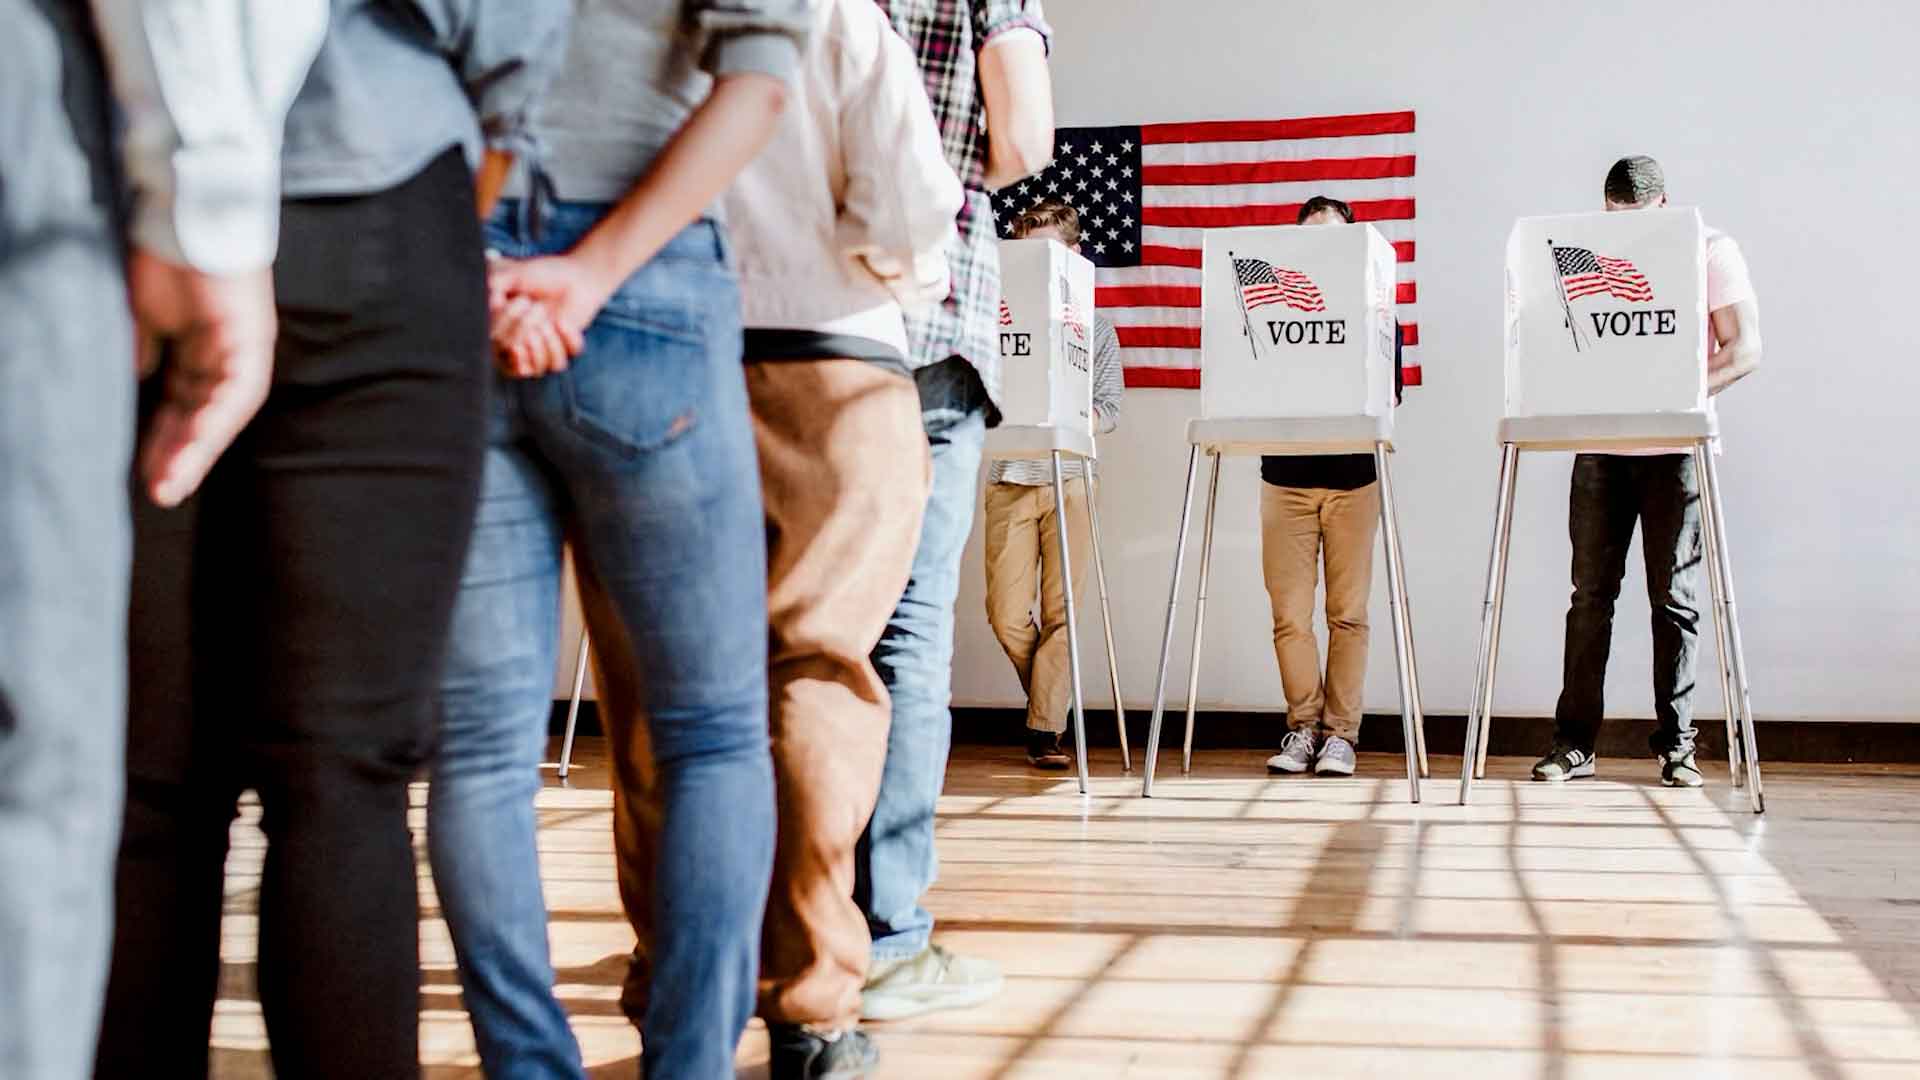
top-left (1142, 155), bottom-right (1417, 186)
top-left (1120, 364), bottom-right (1425, 390)
top-left (1123, 366), bottom-right (1202, 389)
top-left (1395, 241), bottom-right (1415, 262)
top-left (1401, 323), bottom-right (1421, 346)
top-left (1143, 198), bottom-right (1416, 229)
top-left (1117, 326), bottom-right (1202, 350)
top-left (1141, 111), bottom-right (1416, 145)
top-left (1097, 285), bottom-right (1201, 308)
top-left (1097, 282), bottom-right (1413, 309)
top-left (1140, 244), bottom-right (1204, 268)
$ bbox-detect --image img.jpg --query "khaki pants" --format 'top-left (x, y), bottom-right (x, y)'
top-left (1259, 482), bottom-right (1379, 741)
top-left (982, 479), bottom-right (1090, 735)
top-left (580, 359), bottom-right (929, 1031)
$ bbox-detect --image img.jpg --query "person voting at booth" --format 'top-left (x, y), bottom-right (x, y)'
top-left (985, 199), bottom-right (1125, 771)
top-left (1532, 156), bottom-right (1762, 788)
top-left (1260, 197), bottom-right (1406, 777)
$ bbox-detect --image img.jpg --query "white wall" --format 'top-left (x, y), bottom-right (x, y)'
top-left (950, 0), bottom-right (1920, 721)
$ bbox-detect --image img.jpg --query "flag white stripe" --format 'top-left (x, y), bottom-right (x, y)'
top-left (1141, 132), bottom-right (1415, 166)
top-left (1143, 176), bottom-right (1414, 208)
top-left (1142, 220), bottom-right (1416, 248)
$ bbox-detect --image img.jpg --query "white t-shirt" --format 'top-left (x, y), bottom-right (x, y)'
top-left (1617, 225), bottom-right (1755, 455)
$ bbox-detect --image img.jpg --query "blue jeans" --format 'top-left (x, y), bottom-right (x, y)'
top-left (430, 203), bottom-right (774, 1080)
top-left (856, 357), bottom-right (990, 962)
top-left (0, 6), bottom-right (130, 1075)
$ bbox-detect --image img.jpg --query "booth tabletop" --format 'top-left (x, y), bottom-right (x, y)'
top-left (1498, 411), bottom-right (1717, 451)
top-left (983, 424), bottom-right (1098, 461)
top-left (1186, 415), bottom-right (1393, 457)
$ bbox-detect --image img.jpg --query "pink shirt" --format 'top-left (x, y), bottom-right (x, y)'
top-left (1617, 225), bottom-right (1755, 455)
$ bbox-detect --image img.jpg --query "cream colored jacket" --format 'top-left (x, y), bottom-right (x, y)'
top-left (722, 0), bottom-right (964, 356)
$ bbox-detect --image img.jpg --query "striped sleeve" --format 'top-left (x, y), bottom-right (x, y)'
top-left (1091, 315), bottom-right (1122, 433)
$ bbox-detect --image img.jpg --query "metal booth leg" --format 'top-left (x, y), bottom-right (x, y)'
top-left (1379, 443), bottom-right (1429, 778)
top-left (1052, 451), bottom-right (1092, 795)
top-left (1142, 447), bottom-right (1202, 797)
top-left (1086, 475), bottom-right (1131, 772)
top-left (1695, 447), bottom-right (1743, 789)
top-left (1180, 451), bottom-right (1224, 776)
top-left (1697, 445), bottom-right (1764, 813)
top-left (1460, 444), bottom-right (1521, 805)
top-left (559, 627), bottom-right (591, 780)
top-left (1375, 443), bottom-right (1421, 803)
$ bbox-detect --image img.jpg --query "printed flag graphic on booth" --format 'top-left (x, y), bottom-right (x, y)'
top-left (993, 111), bottom-right (1420, 387)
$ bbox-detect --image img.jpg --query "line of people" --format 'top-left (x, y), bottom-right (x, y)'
top-left (3, 1), bottom-right (1054, 1079)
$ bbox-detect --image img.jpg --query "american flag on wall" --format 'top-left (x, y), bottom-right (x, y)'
top-left (992, 110), bottom-right (1420, 387)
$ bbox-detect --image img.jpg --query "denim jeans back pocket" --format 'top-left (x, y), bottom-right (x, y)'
top-left (559, 308), bottom-right (710, 458)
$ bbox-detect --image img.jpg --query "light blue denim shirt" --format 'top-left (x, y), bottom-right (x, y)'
top-left (282, 0), bottom-right (573, 199)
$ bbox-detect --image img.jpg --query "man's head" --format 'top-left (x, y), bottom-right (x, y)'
top-left (1010, 199), bottom-right (1082, 252)
top-left (1297, 195), bottom-right (1355, 227)
top-left (1604, 155), bottom-right (1668, 211)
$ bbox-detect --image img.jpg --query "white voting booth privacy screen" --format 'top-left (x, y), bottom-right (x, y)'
top-left (997, 238), bottom-right (1096, 435)
top-left (1199, 223), bottom-right (1398, 422)
top-left (1505, 207), bottom-right (1707, 418)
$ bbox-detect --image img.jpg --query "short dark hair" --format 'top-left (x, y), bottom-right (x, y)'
top-left (1010, 198), bottom-right (1082, 246)
top-left (1296, 196), bottom-right (1354, 225)
top-left (1604, 155), bottom-right (1666, 205)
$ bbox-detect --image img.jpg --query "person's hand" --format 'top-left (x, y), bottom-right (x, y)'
top-left (486, 254), bottom-right (604, 377)
top-left (128, 249), bottom-right (277, 508)
top-left (489, 293), bottom-right (577, 379)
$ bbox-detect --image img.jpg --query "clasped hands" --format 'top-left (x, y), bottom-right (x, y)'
top-left (487, 252), bottom-right (615, 378)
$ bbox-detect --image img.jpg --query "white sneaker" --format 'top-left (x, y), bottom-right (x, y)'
top-left (1314, 736), bottom-right (1356, 776)
top-left (861, 944), bottom-right (1003, 1021)
top-left (1266, 730), bottom-right (1316, 774)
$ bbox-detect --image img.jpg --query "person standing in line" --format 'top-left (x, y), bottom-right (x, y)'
top-left (1259, 196), bottom-right (1404, 779)
top-left (983, 199), bottom-right (1124, 771)
top-left (2, 3), bottom-right (323, 1076)
top-left (855, 0), bottom-right (1057, 1022)
top-left (590, 3), bottom-right (964, 1074)
top-left (95, 4), bottom-right (569, 1077)
top-left (435, 2), bottom-right (805, 1076)
top-left (1532, 155), bottom-right (1762, 788)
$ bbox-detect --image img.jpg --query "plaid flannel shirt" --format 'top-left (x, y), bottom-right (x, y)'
top-left (875, 0), bottom-right (1053, 419)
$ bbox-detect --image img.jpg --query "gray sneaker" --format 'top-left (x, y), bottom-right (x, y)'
top-left (1314, 736), bottom-right (1356, 776)
top-left (861, 944), bottom-right (1003, 1021)
top-left (1266, 730), bottom-right (1316, 774)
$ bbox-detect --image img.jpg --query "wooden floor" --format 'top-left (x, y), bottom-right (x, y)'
top-left (209, 741), bottom-right (1920, 1078)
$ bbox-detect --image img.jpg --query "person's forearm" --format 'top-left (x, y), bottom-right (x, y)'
top-left (1708, 339), bottom-right (1760, 395)
top-left (569, 73), bottom-right (787, 290)
top-left (979, 30), bottom-right (1053, 190)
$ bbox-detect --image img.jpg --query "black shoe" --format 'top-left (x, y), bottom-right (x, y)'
top-left (1660, 751), bottom-right (1705, 788)
top-left (1026, 730), bottom-right (1070, 771)
top-left (768, 1024), bottom-right (879, 1080)
top-left (1531, 744), bottom-right (1596, 782)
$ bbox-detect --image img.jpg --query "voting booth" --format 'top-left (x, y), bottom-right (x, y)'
top-left (1140, 222), bottom-right (1429, 801)
top-left (1457, 207), bottom-right (1764, 813)
top-left (998, 238), bottom-right (1097, 437)
top-left (1504, 207), bottom-right (1708, 418)
top-left (984, 238), bottom-right (1127, 792)
top-left (1200, 223), bottom-right (1399, 422)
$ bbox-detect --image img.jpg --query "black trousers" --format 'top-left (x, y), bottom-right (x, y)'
top-left (97, 148), bottom-right (490, 1079)
top-left (1551, 452), bottom-right (1705, 758)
